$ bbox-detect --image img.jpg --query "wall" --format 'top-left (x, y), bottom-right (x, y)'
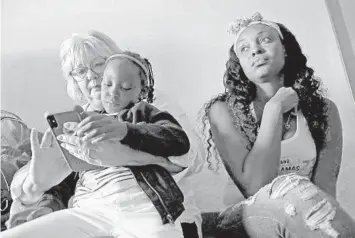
top-left (339, 0), bottom-right (355, 53)
top-left (2, 0), bottom-right (355, 216)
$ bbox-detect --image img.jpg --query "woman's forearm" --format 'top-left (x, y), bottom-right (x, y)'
top-left (242, 102), bottom-right (283, 195)
top-left (89, 141), bottom-right (184, 173)
top-left (11, 163), bottom-right (45, 205)
top-left (21, 176), bottom-right (46, 204)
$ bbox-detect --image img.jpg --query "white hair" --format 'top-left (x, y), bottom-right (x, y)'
top-left (59, 30), bottom-right (122, 104)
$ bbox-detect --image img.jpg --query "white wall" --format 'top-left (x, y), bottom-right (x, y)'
top-left (339, 0), bottom-right (355, 53)
top-left (2, 0), bottom-right (355, 216)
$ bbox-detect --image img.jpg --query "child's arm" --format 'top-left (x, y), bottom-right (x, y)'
top-left (120, 101), bottom-right (190, 158)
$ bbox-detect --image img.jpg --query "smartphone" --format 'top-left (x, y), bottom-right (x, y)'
top-left (45, 110), bottom-right (101, 172)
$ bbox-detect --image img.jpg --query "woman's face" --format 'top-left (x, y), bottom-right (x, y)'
top-left (70, 49), bottom-right (106, 107)
top-left (235, 24), bottom-right (285, 84)
top-left (101, 59), bottom-right (143, 113)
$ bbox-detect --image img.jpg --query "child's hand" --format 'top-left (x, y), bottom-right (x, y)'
top-left (73, 114), bottom-right (128, 144)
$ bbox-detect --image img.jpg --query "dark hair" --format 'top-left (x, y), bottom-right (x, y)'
top-left (202, 23), bottom-right (329, 170)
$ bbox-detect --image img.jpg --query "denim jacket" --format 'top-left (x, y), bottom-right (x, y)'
top-left (110, 101), bottom-right (190, 224)
top-left (130, 165), bottom-right (185, 224)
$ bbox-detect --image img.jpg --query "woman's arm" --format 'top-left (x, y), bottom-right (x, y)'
top-left (7, 153), bottom-right (76, 229)
top-left (208, 101), bottom-right (283, 197)
top-left (90, 141), bottom-right (185, 173)
top-left (59, 135), bottom-right (184, 173)
top-left (311, 99), bottom-right (342, 198)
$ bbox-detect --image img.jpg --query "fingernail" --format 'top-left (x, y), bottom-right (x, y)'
top-left (63, 122), bottom-right (71, 129)
top-left (57, 135), bottom-right (63, 141)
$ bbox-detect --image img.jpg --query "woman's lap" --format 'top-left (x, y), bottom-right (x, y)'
top-left (1, 208), bottom-right (112, 238)
top-left (2, 206), bottom-right (184, 238)
top-left (217, 174), bottom-right (355, 238)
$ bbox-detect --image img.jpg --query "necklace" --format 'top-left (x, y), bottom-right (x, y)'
top-left (284, 113), bottom-right (292, 130)
top-left (253, 101), bottom-right (292, 130)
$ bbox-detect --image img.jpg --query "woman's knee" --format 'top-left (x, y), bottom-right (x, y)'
top-left (261, 174), bottom-right (355, 237)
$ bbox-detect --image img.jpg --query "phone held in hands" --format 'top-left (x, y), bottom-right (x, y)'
top-left (45, 110), bottom-right (101, 172)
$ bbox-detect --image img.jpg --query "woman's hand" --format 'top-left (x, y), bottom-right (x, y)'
top-left (63, 113), bottom-right (128, 144)
top-left (267, 87), bottom-right (299, 113)
top-left (56, 130), bottom-right (115, 166)
top-left (57, 133), bottom-right (184, 171)
top-left (24, 129), bottom-right (71, 196)
top-left (57, 133), bottom-right (128, 167)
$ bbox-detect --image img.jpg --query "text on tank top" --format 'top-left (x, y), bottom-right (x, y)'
top-left (250, 104), bottom-right (317, 178)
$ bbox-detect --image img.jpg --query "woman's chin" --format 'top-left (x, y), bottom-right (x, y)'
top-left (91, 92), bottom-right (101, 100)
top-left (88, 98), bottom-right (104, 110)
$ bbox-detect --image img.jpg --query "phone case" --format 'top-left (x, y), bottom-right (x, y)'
top-left (45, 111), bottom-right (101, 172)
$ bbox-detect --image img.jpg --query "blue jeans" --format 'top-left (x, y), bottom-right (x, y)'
top-left (217, 173), bottom-right (355, 237)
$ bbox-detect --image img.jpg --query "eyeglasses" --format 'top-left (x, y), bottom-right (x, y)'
top-left (69, 57), bottom-right (106, 82)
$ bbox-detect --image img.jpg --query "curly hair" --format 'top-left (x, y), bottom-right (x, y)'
top-left (105, 51), bottom-right (156, 104)
top-left (202, 23), bottom-right (329, 170)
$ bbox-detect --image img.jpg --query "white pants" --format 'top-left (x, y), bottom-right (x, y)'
top-left (2, 201), bottom-right (183, 238)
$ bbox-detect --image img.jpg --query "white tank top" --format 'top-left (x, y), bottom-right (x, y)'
top-left (278, 109), bottom-right (317, 177)
top-left (223, 106), bottom-right (317, 206)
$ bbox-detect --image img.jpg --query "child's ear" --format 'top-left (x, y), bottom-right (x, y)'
top-left (139, 86), bottom-right (149, 100)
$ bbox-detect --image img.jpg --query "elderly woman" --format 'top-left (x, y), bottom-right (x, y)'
top-left (5, 31), bottom-right (204, 238)
top-left (203, 13), bottom-right (355, 237)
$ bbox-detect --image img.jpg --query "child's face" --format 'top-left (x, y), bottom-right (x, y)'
top-left (101, 59), bottom-right (143, 113)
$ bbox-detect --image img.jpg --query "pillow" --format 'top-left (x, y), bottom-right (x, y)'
top-left (152, 89), bottom-right (204, 178)
top-left (1, 110), bottom-right (32, 231)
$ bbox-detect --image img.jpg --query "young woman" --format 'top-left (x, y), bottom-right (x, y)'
top-left (203, 13), bottom-right (355, 237)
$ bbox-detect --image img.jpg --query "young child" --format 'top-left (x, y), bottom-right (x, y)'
top-left (3, 51), bottom-right (191, 238)
top-left (71, 51), bottom-right (190, 232)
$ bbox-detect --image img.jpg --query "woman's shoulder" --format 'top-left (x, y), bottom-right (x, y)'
top-left (323, 98), bottom-right (335, 109)
top-left (326, 98), bottom-right (341, 124)
top-left (208, 100), bottom-right (236, 133)
top-left (319, 98), bottom-right (341, 142)
top-left (208, 100), bottom-right (228, 120)
top-left (323, 98), bottom-right (340, 123)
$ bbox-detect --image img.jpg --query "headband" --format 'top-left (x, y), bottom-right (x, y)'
top-left (105, 53), bottom-right (151, 87)
top-left (228, 13), bottom-right (283, 54)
